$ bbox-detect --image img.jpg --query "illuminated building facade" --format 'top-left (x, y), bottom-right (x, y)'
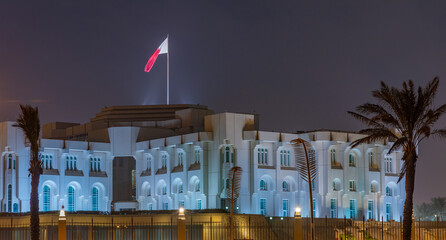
top-left (0, 104), bottom-right (405, 220)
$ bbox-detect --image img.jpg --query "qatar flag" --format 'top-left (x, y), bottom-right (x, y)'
top-left (144, 37), bottom-right (168, 72)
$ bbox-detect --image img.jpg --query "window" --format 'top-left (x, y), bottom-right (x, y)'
top-left (73, 157), bottom-right (77, 170)
top-left (13, 204), bottom-right (18, 213)
top-left (8, 154), bottom-right (12, 169)
top-left (386, 186), bottom-right (392, 196)
top-left (178, 151), bottom-right (184, 166)
top-left (260, 180), bottom-right (267, 191)
top-left (282, 181), bottom-right (289, 192)
top-left (260, 198), bottom-right (266, 215)
top-left (90, 157), bottom-right (94, 171)
top-left (349, 154), bottom-right (355, 167)
top-left (370, 182), bottom-right (377, 193)
top-left (66, 155), bottom-right (78, 171)
top-left (179, 200), bottom-right (184, 208)
top-left (385, 155), bottom-right (393, 173)
top-left (367, 200), bottom-right (374, 220)
top-left (225, 147), bottom-right (230, 163)
top-left (386, 203), bottom-right (392, 221)
top-left (43, 185), bottom-right (50, 212)
top-left (163, 202), bottom-right (169, 210)
top-left (330, 199), bottom-right (337, 218)
top-left (92, 187), bottom-right (98, 211)
top-left (147, 155), bottom-right (152, 170)
top-left (330, 149), bottom-right (336, 163)
top-left (257, 147), bottom-right (268, 165)
top-left (332, 180), bottom-right (340, 191)
top-left (349, 199), bottom-right (357, 219)
top-left (49, 155), bottom-right (52, 169)
top-left (197, 199), bottom-right (202, 210)
top-left (225, 179), bottom-right (230, 189)
top-left (147, 186), bottom-right (151, 196)
top-left (161, 153), bottom-right (168, 168)
top-left (195, 181), bottom-right (200, 192)
top-left (90, 157), bottom-right (101, 172)
top-left (148, 203), bottom-right (153, 210)
top-left (312, 199), bottom-right (316, 217)
top-left (311, 180), bottom-right (316, 192)
top-left (7, 184), bottom-right (12, 212)
top-left (368, 152), bottom-right (373, 167)
top-left (280, 150), bottom-right (291, 166)
top-left (178, 183), bottom-right (183, 193)
top-left (194, 148), bottom-right (201, 163)
top-left (68, 186), bottom-right (75, 212)
top-left (97, 158), bottom-right (101, 171)
top-left (282, 199), bottom-right (289, 217)
top-left (349, 180), bottom-right (356, 192)
top-left (162, 186), bottom-right (167, 195)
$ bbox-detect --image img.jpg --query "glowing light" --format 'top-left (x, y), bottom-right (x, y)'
top-left (179, 207), bottom-right (185, 214)
top-left (295, 207), bottom-right (301, 215)
top-left (59, 205), bottom-right (66, 220)
top-left (269, 217), bottom-right (273, 220)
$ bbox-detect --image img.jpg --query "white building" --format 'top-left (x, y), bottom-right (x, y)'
top-left (0, 104), bottom-right (405, 220)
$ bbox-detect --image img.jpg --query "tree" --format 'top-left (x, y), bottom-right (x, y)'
top-left (15, 105), bottom-right (41, 240)
top-left (226, 166), bottom-right (242, 240)
top-left (415, 197), bottom-right (446, 220)
top-left (348, 77), bottom-right (446, 240)
top-left (291, 138), bottom-right (317, 240)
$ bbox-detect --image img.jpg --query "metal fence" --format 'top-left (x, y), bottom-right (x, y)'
top-left (0, 214), bottom-right (444, 240)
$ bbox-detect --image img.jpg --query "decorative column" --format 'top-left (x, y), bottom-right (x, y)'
top-left (58, 206), bottom-right (67, 240)
top-left (294, 207), bottom-right (303, 240)
top-left (178, 207), bottom-right (186, 240)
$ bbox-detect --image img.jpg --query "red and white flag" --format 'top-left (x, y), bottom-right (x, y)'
top-left (144, 37), bottom-right (168, 72)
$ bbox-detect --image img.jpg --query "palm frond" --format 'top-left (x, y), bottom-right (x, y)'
top-left (226, 166), bottom-right (242, 203)
top-left (291, 139), bottom-right (317, 183)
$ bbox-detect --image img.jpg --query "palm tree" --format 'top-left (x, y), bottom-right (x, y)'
top-left (15, 105), bottom-right (41, 240)
top-left (348, 77), bottom-right (446, 240)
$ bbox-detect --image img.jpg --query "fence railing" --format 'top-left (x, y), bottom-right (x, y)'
top-left (0, 213), bottom-right (444, 239)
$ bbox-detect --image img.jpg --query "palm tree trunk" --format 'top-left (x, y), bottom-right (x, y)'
top-left (30, 169), bottom-right (40, 240)
top-left (402, 157), bottom-right (416, 240)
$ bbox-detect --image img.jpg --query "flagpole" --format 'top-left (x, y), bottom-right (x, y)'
top-left (166, 35), bottom-right (169, 105)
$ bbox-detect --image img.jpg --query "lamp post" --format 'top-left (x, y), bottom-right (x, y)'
top-left (294, 207), bottom-right (302, 240)
top-left (58, 206), bottom-right (67, 240)
top-left (178, 207), bottom-right (186, 240)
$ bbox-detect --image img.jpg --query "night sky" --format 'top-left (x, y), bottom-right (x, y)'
top-left (1, 1), bottom-right (445, 204)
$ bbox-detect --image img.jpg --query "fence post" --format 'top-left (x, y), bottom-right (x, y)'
top-left (58, 206), bottom-right (67, 240)
top-left (178, 207), bottom-right (186, 240)
top-left (294, 208), bottom-right (303, 240)
top-left (411, 214), bottom-right (415, 240)
top-left (89, 217), bottom-right (93, 240)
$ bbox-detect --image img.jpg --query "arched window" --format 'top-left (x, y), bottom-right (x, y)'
top-left (68, 186), bottom-right (75, 212)
top-left (282, 181), bottom-right (289, 192)
top-left (7, 184), bottom-right (12, 212)
top-left (13, 204), bottom-right (18, 213)
top-left (69, 157), bottom-right (73, 170)
top-left (178, 183), bottom-right (183, 193)
top-left (332, 180), bottom-right (340, 191)
top-left (92, 187), bottom-right (98, 211)
top-left (43, 185), bottom-right (50, 212)
top-left (44, 155), bottom-right (48, 169)
top-left (368, 152), bottom-right (374, 166)
top-left (258, 147), bottom-right (268, 165)
top-left (162, 186), bottom-right (167, 195)
top-left (66, 156), bottom-right (70, 170)
top-left (287, 150), bottom-right (290, 166)
top-left (49, 155), bottom-right (53, 169)
top-left (147, 186), bottom-right (151, 196)
top-left (195, 181), bottom-right (201, 192)
top-left (370, 182), bottom-right (378, 193)
top-left (260, 180), bottom-right (267, 191)
top-left (386, 186), bottom-right (392, 196)
top-left (280, 150), bottom-right (284, 165)
top-left (349, 154), bottom-right (355, 167)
